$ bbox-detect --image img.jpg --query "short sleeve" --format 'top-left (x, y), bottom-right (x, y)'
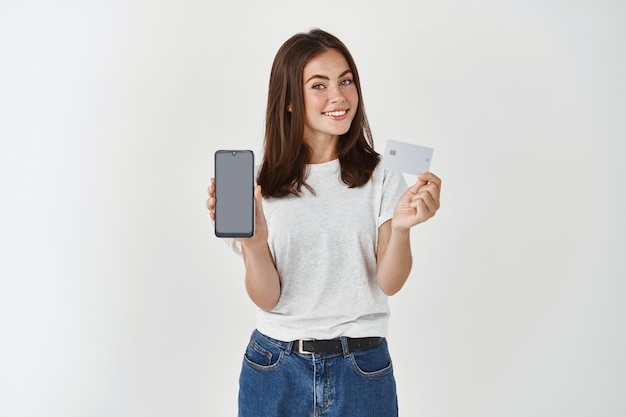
top-left (378, 169), bottom-right (408, 226)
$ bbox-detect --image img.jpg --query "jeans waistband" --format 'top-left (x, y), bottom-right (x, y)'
top-left (253, 330), bottom-right (384, 356)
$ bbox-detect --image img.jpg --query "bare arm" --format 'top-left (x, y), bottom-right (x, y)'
top-left (241, 241), bottom-right (281, 311)
top-left (376, 172), bottom-right (441, 295)
top-left (240, 185), bottom-right (280, 310)
top-left (376, 221), bottom-right (412, 295)
top-left (207, 180), bottom-right (281, 310)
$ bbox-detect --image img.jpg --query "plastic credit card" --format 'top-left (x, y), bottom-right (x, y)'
top-left (381, 139), bottom-right (434, 175)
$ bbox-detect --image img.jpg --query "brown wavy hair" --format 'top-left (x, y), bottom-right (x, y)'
top-left (257, 28), bottom-right (380, 198)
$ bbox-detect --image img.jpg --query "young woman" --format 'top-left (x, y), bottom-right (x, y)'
top-left (207, 28), bottom-right (441, 417)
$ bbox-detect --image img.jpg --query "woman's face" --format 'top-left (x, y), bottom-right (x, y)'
top-left (300, 49), bottom-right (359, 144)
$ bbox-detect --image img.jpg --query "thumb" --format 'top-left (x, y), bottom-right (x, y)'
top-left (405, 175), bottom-right (428, 196)
top-left (254, 185), bottom-right (264, 214)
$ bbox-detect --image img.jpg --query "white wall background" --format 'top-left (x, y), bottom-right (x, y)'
top-left (1, 0), bottom-right (625, 416)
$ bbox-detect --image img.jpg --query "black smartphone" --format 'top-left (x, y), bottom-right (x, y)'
top-left (214, 150), bottom-right (255, 238)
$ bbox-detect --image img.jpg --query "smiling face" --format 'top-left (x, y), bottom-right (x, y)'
top-left (300, 49), bottom-right (359, 147)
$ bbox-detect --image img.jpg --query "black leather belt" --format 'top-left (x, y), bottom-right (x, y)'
top-left (295, 337), bottom-right (383, 354)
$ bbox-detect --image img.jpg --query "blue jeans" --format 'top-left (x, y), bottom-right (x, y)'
top-left (238, 329), bottom-right (398, 417)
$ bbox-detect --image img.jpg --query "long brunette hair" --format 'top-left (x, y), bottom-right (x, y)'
top-left (257, 28), bottom-right (380, 198)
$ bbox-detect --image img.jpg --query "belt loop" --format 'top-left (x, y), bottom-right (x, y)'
top-left (340, 337), bottom-right (350, 357)
top-left (285, 341), bottom-right (293, 355)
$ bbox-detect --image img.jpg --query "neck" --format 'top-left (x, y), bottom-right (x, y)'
top-left (305, 135), bottom-right (339, 164)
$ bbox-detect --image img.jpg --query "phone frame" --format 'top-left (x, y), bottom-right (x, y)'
top-left (214, 149), bottom-right (255, 238)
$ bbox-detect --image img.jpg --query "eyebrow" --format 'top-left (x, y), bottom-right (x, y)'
top-left (305, 69), bottom-right (353, 84)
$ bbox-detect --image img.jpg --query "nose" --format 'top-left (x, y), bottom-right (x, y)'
top-left (328, 84), bottom-right (345, 104)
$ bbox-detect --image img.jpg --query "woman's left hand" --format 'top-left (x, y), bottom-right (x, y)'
top-left (392, 172), bottom-right (441, 230)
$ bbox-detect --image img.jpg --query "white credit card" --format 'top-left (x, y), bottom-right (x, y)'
top-left (381, 139), bottom-right (434, 175)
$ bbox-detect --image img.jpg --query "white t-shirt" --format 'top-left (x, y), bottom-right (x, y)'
top-left (227, 159), bottom-right (407, 341)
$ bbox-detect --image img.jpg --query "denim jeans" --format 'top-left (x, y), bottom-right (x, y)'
top-left (238, 329), bottom-right (398, 417)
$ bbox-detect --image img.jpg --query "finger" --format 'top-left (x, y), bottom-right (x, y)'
top-left (411, 191), bottom-right (433, 211)
top-left (416, 183), bottom-right (441, 205)
top-left (418, 172), bottom-right (442, 190)
top-left (416, 185), bottom-right (441, 211)
top-left (207, 179), bottom-right (216, 212)
top-left (409, 198), bottom-right (432, 219)
top-left (412, 193), bottom-right (437, 215)
top-left (206, 196), bottom-right (215, 211)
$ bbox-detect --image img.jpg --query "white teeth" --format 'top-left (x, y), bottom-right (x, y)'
top-left (324, 110), bottom-right (347, 117)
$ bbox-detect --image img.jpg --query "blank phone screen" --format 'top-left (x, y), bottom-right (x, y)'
top-left (214, 150), bottom-right (254, 237)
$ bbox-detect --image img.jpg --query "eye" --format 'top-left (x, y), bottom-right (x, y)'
top-left (340, 79), bottom-right (353, 86)
top-left (312, 83), bottom-right (325, 90)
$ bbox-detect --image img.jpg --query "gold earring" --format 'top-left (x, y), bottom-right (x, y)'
top-left (287, 106), bottom-right (292, 112)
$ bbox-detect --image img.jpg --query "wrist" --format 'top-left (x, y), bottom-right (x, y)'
top-left (240, 238), bottom-right (269, 253)
top-left (390, 219), bottom-right (412, 235)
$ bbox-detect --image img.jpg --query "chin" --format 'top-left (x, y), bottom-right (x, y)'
top-left (330, 123), bottom-right (353, 136)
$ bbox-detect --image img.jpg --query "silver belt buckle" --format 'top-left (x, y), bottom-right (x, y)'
top-left (298, 338), bottom-right (315, 354)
